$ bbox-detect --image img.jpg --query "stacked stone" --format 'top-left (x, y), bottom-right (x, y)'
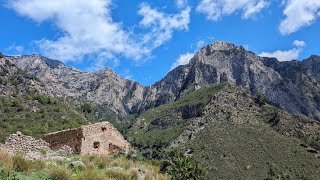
top-left (4, 131), bottom-right (51, 153)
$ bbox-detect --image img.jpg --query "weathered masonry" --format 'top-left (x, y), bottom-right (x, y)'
top-left (42, 122), bottom-right (130, 155)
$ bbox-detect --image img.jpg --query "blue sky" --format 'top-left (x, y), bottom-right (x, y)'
top-left (0, 0), bottom-right (319, 85)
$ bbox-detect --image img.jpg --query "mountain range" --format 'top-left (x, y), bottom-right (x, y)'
top-left (5, 41), bottom-right (320, 122)
top-left (1, 41), bottom-right (320, 179)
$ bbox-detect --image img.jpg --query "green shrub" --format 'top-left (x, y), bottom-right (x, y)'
top-left (160, 150), bottom-right (207, 180)
top-left (80, 103), bottom-right (92, 114)
top-left (48, 167), bottom-right (71, 180)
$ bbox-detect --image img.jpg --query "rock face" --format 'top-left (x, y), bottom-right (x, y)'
top-left (8, 55), bottom-right (145, 120)
top-left (6, 41), bottom-right (320, 121)
top-left (144, 41), bottom-right (320, 120)
top-left (0, 57), bottom-right (49, 97)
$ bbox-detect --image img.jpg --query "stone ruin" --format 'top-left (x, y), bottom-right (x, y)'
top-left (42, 121), bottom-right (130, 155)
top-left (0, 122), bottom-right (130, 158)
top-left (0, 131), bottom-right (51, 154)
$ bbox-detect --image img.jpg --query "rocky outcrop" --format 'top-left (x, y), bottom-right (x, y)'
top-left (170, 85), bottom-right (320, 149)
top-left (0, 57), bottom-right (49, 97)
top-left (7, 55), bottom-right (145, 120)
top-left (145, 41), bottom-right (320, 120)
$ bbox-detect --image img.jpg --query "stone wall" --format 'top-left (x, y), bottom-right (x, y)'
top-left (80, 122), bottom-right (130, 155)
top-left (42, 128), bottom-right (83, 153)
top-left (2, 132), bottom-right (51, 153)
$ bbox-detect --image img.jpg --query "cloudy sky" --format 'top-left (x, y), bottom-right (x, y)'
top-left (0, 0), bottom-right (319, 85)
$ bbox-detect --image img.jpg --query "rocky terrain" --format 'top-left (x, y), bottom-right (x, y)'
top-left (6, 41), bottom-right (320, 123)
top-left (129, 84), bottom-right (320, 179)
top-left (147, 41), bottom-right (320, 121)
top-left (8, 55), bottom-right (145, 121)
top-left (0, 57), bottom-right (96, 141)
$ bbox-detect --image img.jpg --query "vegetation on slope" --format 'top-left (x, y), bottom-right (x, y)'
top-left (185, 121), bottom-right (320, 179)
top-left (0, 93), bottom-right (97, 142)
top-left (128, 84), bottom-right (225, 158)
top-left (129, 84), bottom-right (320, 179)
top-left (0, 58), bottom-right (96, 142)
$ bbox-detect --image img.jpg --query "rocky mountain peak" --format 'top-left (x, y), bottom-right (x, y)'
top-left (96, 67), bottom-right (115, 75)
top-left (209, 41), bottom-right (236, 50)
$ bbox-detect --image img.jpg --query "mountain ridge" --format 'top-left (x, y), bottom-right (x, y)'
top-left (4, 41), bottom-right (320, 122)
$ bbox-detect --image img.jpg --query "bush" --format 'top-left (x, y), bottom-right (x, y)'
top-left (80, 103), bottom-right (92, 114)
top-left (12, 155), bottom-right (31, 172)
top-left (12, 155), bottom-right (45, 173)
top-left (48, 167), bottom-right (72, 180)
top-left (160, 150), bottom-right (207, 180)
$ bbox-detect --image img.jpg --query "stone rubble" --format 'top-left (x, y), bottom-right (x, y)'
top-left (3, 131), bottom-right (51, 154)
top-left (0, 131), bottom-right (74, 161)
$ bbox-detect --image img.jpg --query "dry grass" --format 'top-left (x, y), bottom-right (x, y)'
top-left (1, 150), bottom-right (169, 180)
top-left (48, 167), bottom-right (72, 180)
top-left (12, 154), bottom-right (45, 173)
top-left (0, 150), bottom-right (13, 174)
top-left (81, 155), bottom-right (170, 180)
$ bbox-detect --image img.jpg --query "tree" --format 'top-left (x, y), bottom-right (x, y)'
top-left (160, 150), bottom-right (207, 180)
top-left (0, 52), bottom-right (4, 58)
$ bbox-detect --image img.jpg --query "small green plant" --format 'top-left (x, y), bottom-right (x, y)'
top-left (40, 149), bottom-right (47, 155)
top-left (0, 169), bottom-right (18, 180)
top-left (160, 150), bottom-right (207, 180)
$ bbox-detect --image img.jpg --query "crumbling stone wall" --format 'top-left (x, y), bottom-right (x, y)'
top-left (2, 132), bottom-right (50, 153)
top-left (42, 128), bottom-right (83, 153)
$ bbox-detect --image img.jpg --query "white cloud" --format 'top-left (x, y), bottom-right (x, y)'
top-left (196, 0), bottom-right (268, 21)
top-left (259, 49), bottom-right (301, 62)
top-left (279, 0), bottom-right (320, 35)
top-left (293, 40), bottom-right (306, 47)
top-left (176, 0), bottom-right (188, 8)
top-left (8, 0), bottom-right (190, 64)
top-left (9, 0), bottom-right (144, 62)
top-left (170, 52), bottom-right (194, 70)
top-left (259, 40), bottom-right (306, 61)
top-left (138, 3), bottom-right (191, 50)
top-left (5, 45), bottom-right (24, 54)
top-left (196, 40), bottom-right (205, 48)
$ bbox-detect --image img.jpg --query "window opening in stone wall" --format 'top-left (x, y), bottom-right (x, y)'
top-left (93, 142), bottom-right (100, 149)
top-left (102, 127), bottom-right (107, 132)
